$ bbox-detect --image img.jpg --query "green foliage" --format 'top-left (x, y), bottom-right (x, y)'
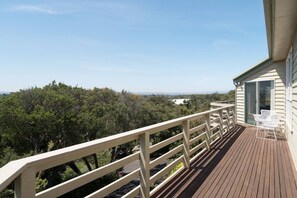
top-left (170, 162), bottom-right (184, 176)
top-left (0, 81), bottom-right (234, 197)
top-left (36, 174), bottom-right (48, 193)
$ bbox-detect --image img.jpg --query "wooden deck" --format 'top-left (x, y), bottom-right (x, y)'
top-left (153, 125), bottom-right (297, 198)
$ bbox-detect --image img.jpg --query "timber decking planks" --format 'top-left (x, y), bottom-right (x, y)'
top-left (240, 127), bottom-right (263, 198)
top-left (194, 126), bottom-right (250, 198)
top-left (282, 139), bottom-right (297, 198)
top-left (279, 139), bottom-right (294, 198)
top-left (269, 140), bottom-right (275, 198)
top-left (152, 125), bottom-right (242, 198)
top-left (230, 127), bottom-right (259, 198)
top-left (152, 126), bottom-right (297, 198)
top-left (214, 126), bottom-right (254, 198)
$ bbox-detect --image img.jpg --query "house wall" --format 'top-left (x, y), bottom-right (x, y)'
top-left (235, 61), bottom-right (286, 124)
top-left (288, 33), bottom-right (297, 169)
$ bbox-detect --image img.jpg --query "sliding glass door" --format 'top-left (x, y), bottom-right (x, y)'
top-left (245, 82), bottom-right (257, 124)
top-left (259, 81), bottom-right (272, 111)
top-left (245, 80), bottom-right (274, 124)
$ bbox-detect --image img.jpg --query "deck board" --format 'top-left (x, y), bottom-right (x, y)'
top-left (152, 125), bottom-right (297, 198)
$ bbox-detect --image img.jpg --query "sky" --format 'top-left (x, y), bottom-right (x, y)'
top-left (0, 0), bottom-right (268, 94)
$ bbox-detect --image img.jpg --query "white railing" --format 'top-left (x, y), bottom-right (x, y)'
top-left (0, 104), bottom-right (235, 198)
top-left (210, 101), bottom-right (235, 109)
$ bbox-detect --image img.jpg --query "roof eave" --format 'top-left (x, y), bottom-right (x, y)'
top-left (263, 0), bottom-right (273, 58)
top-left (264, 0), bottom-right (297, 61)
top-left (233, 58), bottom-right (272, 83)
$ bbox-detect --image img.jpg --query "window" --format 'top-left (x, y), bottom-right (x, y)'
top-left (245, 80), bottom-right (274, 124)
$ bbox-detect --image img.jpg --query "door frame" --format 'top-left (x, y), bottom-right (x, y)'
top-left (244, 79), bottom-right (275, 124)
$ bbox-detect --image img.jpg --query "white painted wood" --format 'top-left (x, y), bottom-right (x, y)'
top-left (190, 148), bottom-right (207, 163)
top-left (0, 104), bottom-right (235, 197)
top-left (122, 186), bottom-right (140, 198)
top-left (150, 156), bottom-right (183, 185)
top-left (14, 167), bottom-right (36, 198)
top-left (150, 145), bottom-right (183, 169)
top-left (189, 132), bottom-right (206, 145)
top-left (149, 133), bottom-right (183, 154)
top-left (150, 158), bottom-right (185, 197)
top-left (210, 131), bottom-right (220, 140)
top-left (36, 152), bottom-right (140, 198)
top-left (182, 120), bottom-right (190, 169)
top-left (210, 117), bottom-right (220, 124)
top-left (287, 33), bottom-right (297, 170)
top-left (235, 61), bottom-right (286, 124)
top-left (210, 124), bottom-right (220, 133)
top-left (85, 169), bottom-right (139, 198)
top-left (204, 113), bottom-right (211, 150)
top-left (190, 141), bottom-right (207, 156)
top-left (139, 133), bottom-right (150, 198)
top-left (0, 160), bottom-right (28, 193)
top-left (218, 109), bottom-right (223, 138)
top-left (189, 123), bottom-right (206, 134)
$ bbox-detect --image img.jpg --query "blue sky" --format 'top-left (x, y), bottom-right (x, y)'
top-left (0, 0), bottom-right (268, 93)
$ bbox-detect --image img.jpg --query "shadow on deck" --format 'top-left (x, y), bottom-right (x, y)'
top-left (153, 125), bottom-right (297, 198)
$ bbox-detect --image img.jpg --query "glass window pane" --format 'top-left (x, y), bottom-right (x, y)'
top-left (259, 81), bottom-right (271, 112)
top-left (245, 82), bottom-right (257, 124)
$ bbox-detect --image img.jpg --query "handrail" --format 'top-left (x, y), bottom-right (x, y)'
top-left (210, 101), bottom-right (235, 110)
top-left (0, 104), bottom-right (235, 197)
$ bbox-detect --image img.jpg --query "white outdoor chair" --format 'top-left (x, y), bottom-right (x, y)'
top-left (254, 110), bottom-right (280, 141)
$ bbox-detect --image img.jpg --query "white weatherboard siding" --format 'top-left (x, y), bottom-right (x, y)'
top-left (288, 33), bottom-right (297, 169)
top-left (235, 85), bottom-right (244, 124)
top-left (235, 61), bottom-right (286, 124)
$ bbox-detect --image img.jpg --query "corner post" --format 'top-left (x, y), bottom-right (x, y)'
top-left (139, 133), bottom-right (150, 198)
top-left (14, 167), bottom-right (36, 198)
top-left (182, 120), bottom-right (190, 169)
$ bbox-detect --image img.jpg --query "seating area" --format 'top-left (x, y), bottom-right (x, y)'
top-left (253, 110), bottom-right (283, 141)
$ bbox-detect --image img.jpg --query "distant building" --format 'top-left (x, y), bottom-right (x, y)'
top-left (172, 99), bottom-right (189, 105)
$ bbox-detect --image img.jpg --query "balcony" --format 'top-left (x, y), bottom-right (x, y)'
top-left (0, 104), bottom-right (296, 197)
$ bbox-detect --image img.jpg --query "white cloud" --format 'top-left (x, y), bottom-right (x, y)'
top-left (11, 5), bottom-right (56, 15)
top-left (10, 4), bottom-right (79, 15)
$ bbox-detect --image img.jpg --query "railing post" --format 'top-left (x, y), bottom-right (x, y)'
top-left (230, 106), bottom-right (236, 127)
top-left (218, 109), bottom-right (223, 137)
top-left (139, 133), bottom-right (150, 198)
top-left (226, 107), bottom-right (230, 130)
top-left (14, 167), bottom-right (36, 198)
top-left (182, 120), bottom-right (190, 169)
top-left (205, 113), bottom-right (211, 150)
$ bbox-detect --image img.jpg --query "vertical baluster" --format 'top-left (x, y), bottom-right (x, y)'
top-left (14, 167), bottom-right (36, 198)
top-left (182, 120), bottom-right (190, 169)
top-left (205, 113), bottom-right (211, 150)
top-left (226, 107), bottom-right (231, 131)
top-left (139, 133), bottom-right (150, 198)
top-left (218, 109), bottom-right (223, 137)
top-left (232, 106), bottom-right (236, 127)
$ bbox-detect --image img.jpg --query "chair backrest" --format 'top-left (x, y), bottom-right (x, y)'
top-left (260, 110), bottom-right (271, 120)
top-left (260, 110), bottom-right (277, 121)
top-left (270, 114), bottom-right (281, 127)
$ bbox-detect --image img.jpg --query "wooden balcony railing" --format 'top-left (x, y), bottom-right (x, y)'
top-left (210, 101), bottom-right (235, 109)
top-left (0, 104), bottom-right (235, 198)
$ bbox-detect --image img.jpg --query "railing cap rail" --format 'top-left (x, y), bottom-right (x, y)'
top-left (0, 104), bottom-right (235, 192)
